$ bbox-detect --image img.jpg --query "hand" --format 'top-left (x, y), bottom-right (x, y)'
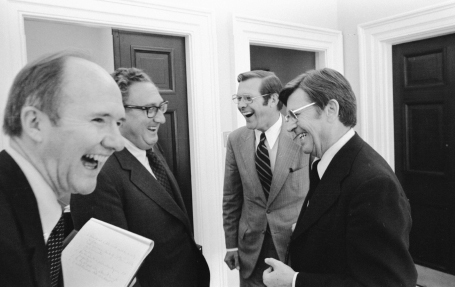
top-left (263, 258), bottom-right (295, 287)
top-left (224, 250), bottom-right (240, 270)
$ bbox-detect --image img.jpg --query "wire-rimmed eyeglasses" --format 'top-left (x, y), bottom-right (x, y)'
top-left (284, 102), bottom-right (316, 122)
top-left (232, 93), bottom-right (271, 104)
top-left (124, 101), bottom-right (169, 118)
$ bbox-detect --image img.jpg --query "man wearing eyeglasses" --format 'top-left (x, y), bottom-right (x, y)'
top-left (71, 67), bottom-right (210, 287)
top-left (262, 68), bottom-right (417, 287)
top-left (223, 70), bottom-right (309, 287)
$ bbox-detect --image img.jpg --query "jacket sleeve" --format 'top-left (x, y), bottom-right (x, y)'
top-left (296, 176), bottom-right (417, 287)
top-left (222, 134), bottom-right (244, 249)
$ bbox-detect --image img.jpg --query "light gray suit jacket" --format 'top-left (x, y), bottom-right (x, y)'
top-left (223, 120), bottom-right (309, 278)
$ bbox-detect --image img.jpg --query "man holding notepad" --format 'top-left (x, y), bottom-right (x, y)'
top-left (71, 67), bottom-right (210, 287)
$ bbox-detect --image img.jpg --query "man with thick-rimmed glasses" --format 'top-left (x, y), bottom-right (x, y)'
top-left (71, 67), bottom-right (210, 287)
top-left (223, 70), bottom-right (309, 287)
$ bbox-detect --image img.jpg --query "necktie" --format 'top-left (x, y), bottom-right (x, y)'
top-left (306, 159), bottom-right (321, 204)
top-left (255, 132), bottom-right (272, 200)
top-left (147, 150), bottom-right (174, 199)
top-left (47, 214), bottom-right (65, 287)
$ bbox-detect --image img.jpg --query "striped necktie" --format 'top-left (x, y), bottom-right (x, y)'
top-left (255, 132), bottom-right (272, 200)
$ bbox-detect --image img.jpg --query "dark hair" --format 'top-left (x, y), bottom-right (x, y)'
top-left (111, 67), bottom-right (152, 103)
top-left (237, 70), bottom-right (283, 110)
top-left (279, 68), bottom-right (357, 127)
top-left (3, 51), bottom-right (89, 137)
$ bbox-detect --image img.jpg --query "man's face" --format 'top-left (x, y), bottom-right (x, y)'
top-left (237, 78), bottom-right (277, 132)
top-left (286, 88), bottom-right (325, 158)
top-left (120, 82), bottom-right (165, 150)
top-left (40, 58), bottom-right (125, 197)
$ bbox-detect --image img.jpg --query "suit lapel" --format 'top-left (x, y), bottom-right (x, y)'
top-left (0, 151), bottom-right (50, 287)
top-left (291, 133), bottom-right (364, 240)
top-left (115, 149), bottom-right (192, 233)
top-left (240, 129), bottom-right (267, 203)
top-left (267, 126), bottom-right (300, 205)
top-left (153, 148), bottom-right (189, 215)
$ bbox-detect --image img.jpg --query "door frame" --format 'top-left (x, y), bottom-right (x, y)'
top-left (358, 0), bottom-right (455, 168)
top-left (0, 0), bottom-right (226, 285)
top-left (232, 15), bottom-right (344, 128)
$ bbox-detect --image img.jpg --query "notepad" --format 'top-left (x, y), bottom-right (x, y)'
top-left (62, 218), bottom-right (154, 287)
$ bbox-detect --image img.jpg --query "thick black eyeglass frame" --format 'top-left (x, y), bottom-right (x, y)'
top-left (124, 101), bottom-right (169, 118)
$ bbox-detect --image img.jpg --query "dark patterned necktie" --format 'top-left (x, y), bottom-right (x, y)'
top-left (47, 214), bottom-right (64, 287)
top-left (255, 132), bottom-right (272, 200)
top-left (147, 150), bottom-right (174, 199)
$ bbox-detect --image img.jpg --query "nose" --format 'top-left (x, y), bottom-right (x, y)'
top-left (237, 99), bottom-right (247, 110)
top-left (102, 123), bottom-right (124, 152)
top-left (153, 109), bottom-right (166, 124)
top-left (286, 119), bottom-right (296, 133)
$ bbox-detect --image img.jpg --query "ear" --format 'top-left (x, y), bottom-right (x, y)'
top-left (20, 106), bottom-right (48, 142)
top-left (268, 93), bottom-right (279, 108)
top-left (324, 99), bottom-right (340, 122)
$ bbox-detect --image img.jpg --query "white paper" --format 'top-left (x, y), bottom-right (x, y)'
top-left (62, 218), bottom-right (154, 287)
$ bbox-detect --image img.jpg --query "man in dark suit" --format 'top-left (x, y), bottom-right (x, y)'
top-left (223, 70), bottom-right (309, 287)
top-left (71, 67), bottom-right (210, 287)
top-left (262, 68), bottom-right (417, 287)
top-left (0, 52), bottom-right (125, 287)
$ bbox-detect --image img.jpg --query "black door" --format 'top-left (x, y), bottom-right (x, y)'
top-left (393, 33), bottom-right (455, 274)
top-left (113, 30), bottom-right (193, 224)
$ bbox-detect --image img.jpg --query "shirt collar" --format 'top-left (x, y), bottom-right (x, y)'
top-left (5, 143), bottom-right (61, 243)
top-left (254, 114), bottom-right (282, 149)
top-left (316, 128), bottom-right (355, 179)
top-left (123, 137), bottom-right (148, 159)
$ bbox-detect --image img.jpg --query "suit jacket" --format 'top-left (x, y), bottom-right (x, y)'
top-left (223, 121), bottom-right (309, 278)
top-left (71, 148), bottom-right (210, 287)
top-left (290, 133), bottom-right (417, 287)
top-left (0, 150), bottom-right (52, 287)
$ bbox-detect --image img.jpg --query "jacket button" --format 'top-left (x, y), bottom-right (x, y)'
top-left (266, 210), bottom-right (271, 214)
top-left (262, 230), bottom-right (266, 234)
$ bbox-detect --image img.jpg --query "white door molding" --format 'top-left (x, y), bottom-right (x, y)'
top-left (0, 0), bottom-right (226, 285)
top-left (358, 1), bottom-right (455, 168)
top-left (232, 15), bottom-right (344, 128)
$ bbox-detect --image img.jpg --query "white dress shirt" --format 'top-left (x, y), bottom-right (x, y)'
top-left (5, 145), bottom-right (61, 244)
top-left (123, 137), bottom-right (157, 179)
top-left (292, 128), bottom-right (355, 287)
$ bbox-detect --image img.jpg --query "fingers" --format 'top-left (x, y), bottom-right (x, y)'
top-left (264, 257), bottom-right (279, 269)
top-left (224, 251), bottom-right (240, 270)
top-left (234, 252), bottom-right (240, 270)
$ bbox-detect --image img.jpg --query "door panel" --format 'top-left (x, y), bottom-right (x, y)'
top-left (393, 33), bottom-right (455, 274)
top-left (113, 30), bottom-right (193, 224)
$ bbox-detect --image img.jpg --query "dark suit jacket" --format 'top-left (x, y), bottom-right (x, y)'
top-left (223, 121), bottom-right (309, 278)
top-left (290, 133), bottom-right (417, 287)
top-left (71, 148), bottom-right (210, 287)
top-left (0, 150), bottom-right (52, 287)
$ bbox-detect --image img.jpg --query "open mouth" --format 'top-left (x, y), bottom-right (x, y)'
top-left (242, 112), bottom-right (254, 118)
top-left (148, 127), bottom-right (158, 132)
top-left (294, 132), bottom-right (308, 140)
top-left (81, 154), bottom-right (109, 170)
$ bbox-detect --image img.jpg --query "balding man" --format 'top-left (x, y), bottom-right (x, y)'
top-left (0, 52), bottom-right (125, 287)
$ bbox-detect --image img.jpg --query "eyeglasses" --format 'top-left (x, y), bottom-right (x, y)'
top-left (232, 93), bottom-right (271, 104)
top-left (285, 102), bottom-right (316, 122)
top-left (124, 101), bottom-right (169, 118)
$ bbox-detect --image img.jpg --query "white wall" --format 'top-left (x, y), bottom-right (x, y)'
top-left (25, 19), bottom-right (114, 72)
top-left (337, 0), bottom-right (450, 133)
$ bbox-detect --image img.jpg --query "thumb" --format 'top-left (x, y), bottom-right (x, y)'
top-left (264, 258), bottom-right (280, 269)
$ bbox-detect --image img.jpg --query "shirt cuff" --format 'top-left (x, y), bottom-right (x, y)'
top-left (226, 247), bottom-right (238, 252)
top-left (292, 272), bottom-right (299, 287)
